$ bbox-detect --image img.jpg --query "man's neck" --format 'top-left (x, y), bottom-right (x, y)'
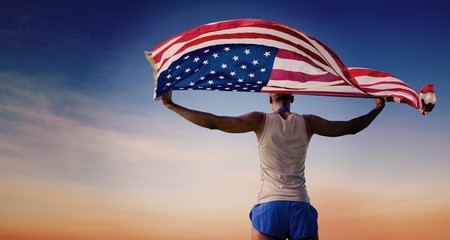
top-left (272, 103), bottom-right (291, 112)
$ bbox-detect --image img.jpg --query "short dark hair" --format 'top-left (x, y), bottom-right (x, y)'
top-left (270, 93), bottom-right (293, 103)
top-left (269, 93), bottom-right (294, 103)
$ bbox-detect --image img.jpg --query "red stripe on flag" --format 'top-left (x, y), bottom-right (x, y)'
top-left (349, 68), bottom-right (396, 78)
top-left (269, 69), bottom-right (340, 82)
top-left (362, 86), bottom-right (418, 97)
top-left (261, 87), bottom-right (370, 98)
top-left (153, 19), bottom-right (315, 59)
top-left (155, 32), bottom-right (328, 72)
top-left (359, 80), bottom-right (415, 89)
top-left (275, 49), bottom-right (328, 72)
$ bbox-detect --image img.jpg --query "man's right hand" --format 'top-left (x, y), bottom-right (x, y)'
top-left (375, 98), bottom-right (385, 110)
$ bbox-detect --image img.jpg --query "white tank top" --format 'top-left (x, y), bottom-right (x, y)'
top-left (257, 112), bottom-right (310, 203)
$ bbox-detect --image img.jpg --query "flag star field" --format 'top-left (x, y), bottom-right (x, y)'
top-left (159, 44), bottom-right (275, 94)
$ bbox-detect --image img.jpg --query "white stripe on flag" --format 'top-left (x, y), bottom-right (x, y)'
top-left (152, 36), bottom-right (182, 57)
top-left (156, 38), bottom-right (337, 78)
top-left (273, 57), bottom-right (328, 75)
top-left (261, 84), bottom-right (367, 94)
top-left (264, 79), bottom-right (366, 92)
top-left (354, 75), bottom-right (406, 85)
top-left (156, 26), bottom-right (323, 65)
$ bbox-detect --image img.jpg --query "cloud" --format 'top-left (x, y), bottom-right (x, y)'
top-left (0, 71), bottom-right (259, 225)
top-left (311, 187), bottom-right (450, 240)
top-left (2, 71), bottom-right (449, 240)
top-left (0, 178), bottom-right (189, 240)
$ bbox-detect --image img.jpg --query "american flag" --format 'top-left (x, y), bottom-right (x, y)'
top-left (146, 19), bottom-right (435, 115)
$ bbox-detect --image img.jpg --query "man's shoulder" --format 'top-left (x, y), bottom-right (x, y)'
top-left (247, 111), bottom-right (266, 116)
top-left (301, 114), bottom-right (319, 119)
top-left (240, 111), bottom-right (265, 122)
top-left (301, 114), bottom-right (323, 127)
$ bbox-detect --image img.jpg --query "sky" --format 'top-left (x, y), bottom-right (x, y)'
top-left (0, 0), bottom-right (449, 239)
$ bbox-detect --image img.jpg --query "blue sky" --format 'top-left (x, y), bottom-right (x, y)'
top-left (1, 1), bottom-right (449, 239)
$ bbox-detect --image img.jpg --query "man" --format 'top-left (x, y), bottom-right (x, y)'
top-left (161, 91), bottom-right (385, 240)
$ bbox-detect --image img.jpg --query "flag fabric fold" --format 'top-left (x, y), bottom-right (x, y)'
top-left (145, 19), bottom-right (436, 115)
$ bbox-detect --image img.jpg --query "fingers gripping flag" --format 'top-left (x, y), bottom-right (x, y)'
top-left (145, 19), bottom-right (436, 115)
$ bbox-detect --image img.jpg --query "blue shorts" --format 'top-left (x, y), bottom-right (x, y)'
top-left (249, 201), bottom-right (318, 240)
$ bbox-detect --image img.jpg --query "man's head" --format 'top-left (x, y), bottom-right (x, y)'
top-left (269, 93), bottom-right (294, 104)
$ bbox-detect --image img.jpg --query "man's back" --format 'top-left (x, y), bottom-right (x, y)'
top-left (258, 112), bottom-right (310, 203)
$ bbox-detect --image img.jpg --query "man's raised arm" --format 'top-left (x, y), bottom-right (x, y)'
top-left (304, 99), bottom-right (385, 138)
top-left (161, 91), bottom-right (264, 134)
